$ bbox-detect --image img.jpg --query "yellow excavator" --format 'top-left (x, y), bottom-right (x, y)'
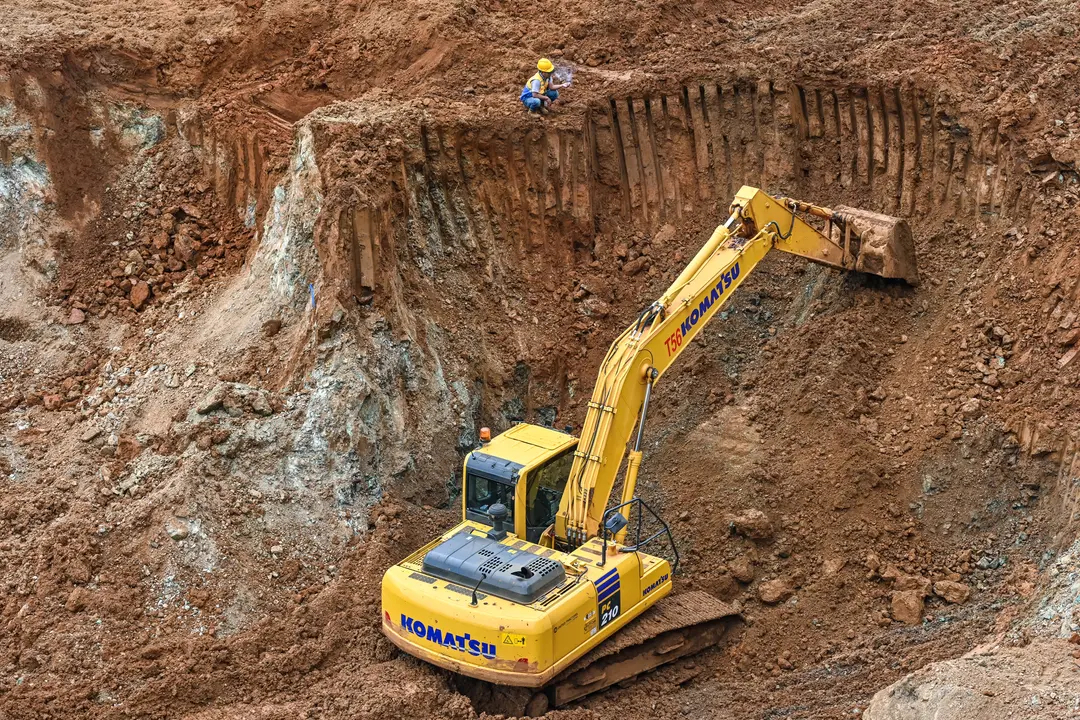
top-left (381, 186), bottom-right (918, 713)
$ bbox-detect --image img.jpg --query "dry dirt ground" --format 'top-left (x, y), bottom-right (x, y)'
top-left (3, 1), bottom-right (1080, 718)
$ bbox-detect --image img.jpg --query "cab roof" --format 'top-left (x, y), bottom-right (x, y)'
top-left (472, 423), bottom-right (576, 471)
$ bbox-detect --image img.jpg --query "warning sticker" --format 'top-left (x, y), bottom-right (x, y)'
top-left (500, 632), bottom-right (526, 647)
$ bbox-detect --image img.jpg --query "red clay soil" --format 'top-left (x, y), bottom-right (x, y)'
top-left (3, 1), bottom-right (1080, 719)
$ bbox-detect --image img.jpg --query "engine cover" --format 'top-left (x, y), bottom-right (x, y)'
top-left (422, 530), bottom-right (566, 604)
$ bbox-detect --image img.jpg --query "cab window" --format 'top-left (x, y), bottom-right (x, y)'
top-left (465, 473), bottom-right (515, 526)
top-left (524, 449), bottom-right (574, 543)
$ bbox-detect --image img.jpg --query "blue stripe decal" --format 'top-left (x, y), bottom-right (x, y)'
top-left (598, 578), bottom-right (620, 592)
top-left (598, 583), bottom-right (620, 602)
top-left (595, 575), bottom-right (619, 592)
top-left (596, 569), bottom-right (622, 587)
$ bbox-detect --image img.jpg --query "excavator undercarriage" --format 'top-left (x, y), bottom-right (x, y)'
top-left (459, 591), bottom-right (742, 715)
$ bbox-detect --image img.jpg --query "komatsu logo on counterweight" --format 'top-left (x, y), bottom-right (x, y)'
top-left (642, 573), bottom-right (669, 597)
top-left (400, 614), bottom-right (497, 659)
top-left (680, 262), bottom-right (741, 338)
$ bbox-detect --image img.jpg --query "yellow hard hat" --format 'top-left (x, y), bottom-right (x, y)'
top-left (537, 58), bottom-right (554, 73)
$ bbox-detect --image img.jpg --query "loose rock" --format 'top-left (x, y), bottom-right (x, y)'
top-left (621, 257), bottom-right (648, 276)
top-left (758, 578), bottom-right (793, 604)
top-left (130, 282), bottom-right (150, 310)
top-left (65, 587), bottom-right (87, 612)
top-left (892, 573), bottom-right (933, 597)
top-left (197, 384), bottom-right (228, 414)
top-left (729, 556), bottom-right (755, 583)
top-left (730, 509), bottom-right (774, 540)
top-left (934, 580), bottom-right (971, 604)
top-left (249, 390), bottom-right (274, 416)
top-left (580, 297), bottom-right (611, 318)
top-left (891, 590), bottom-right (925, 625)
top-left (165, 517), bottom-right (191, 541)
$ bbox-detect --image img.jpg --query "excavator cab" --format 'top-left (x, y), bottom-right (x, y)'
top-left (463, 423), bottom-right (577, 544)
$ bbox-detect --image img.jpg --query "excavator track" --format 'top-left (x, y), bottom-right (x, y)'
top-left (546, 590), bottom-right (742, 707)
top-left (462, 591), bottom-right (742, 716)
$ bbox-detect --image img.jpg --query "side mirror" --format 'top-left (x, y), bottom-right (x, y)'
top-left (604, 512), bottom-right (628, 537)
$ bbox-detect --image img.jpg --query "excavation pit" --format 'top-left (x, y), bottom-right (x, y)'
top-left (1, 35), bottom-right (1079, 719)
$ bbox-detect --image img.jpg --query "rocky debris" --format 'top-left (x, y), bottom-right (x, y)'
top-left (621, 257), bottom-right (649, 276)
top-left (164, 517), bottom-right (191, 541)
top-left (130, 281), bottom-right (151, 310)
top-left (976, 556), bottom-right (1006, 570)
top-left (262, 318), bottom-right (283, 337)
top-left (249, 389), bottom-right (273, 416)
top-left (196, 384), bottom-right (228, 414)
top-left (579, 297), bottom-right (611, 318)
top-left (959, 397), bottom-right (981, 417)
top-left (758, 578), bottom-right (793, 604)
top-left (65, 587), bottom-right (87, 612)
top-left (822, 557), bottom-right (847, 576)
top-left (729, 509), bottom-right (774, 540)
top-left (887, 569), bottom-right (933, 597)
top-left (60, 202), bottom-right (247, 320)
top-left (43, 394), bottom-right (63, 411)
top-left (652, 224), bottom-right (676, 247)
top-left (864, 641), bottom-right (1080, 720)
top-left (66, 307), bottom-right (85, 325)
top-left (729, 556), bottom-right (755, 583)
top-left (196, 382), bottom-right (276, 417)
top-left (79, 426), bottom-right (102, 442)
top-left (891, 590), bottom-right (925, 625)
top-left (933, 581), bottom-right (971, 604)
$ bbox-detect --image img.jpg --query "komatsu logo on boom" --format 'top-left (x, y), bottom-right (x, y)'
top-left (681, 263), bottom-right (740, 338)
top-left (664, 263), bottom-right (741, 357)
top-left (401, 614), bottom-right (497, 659)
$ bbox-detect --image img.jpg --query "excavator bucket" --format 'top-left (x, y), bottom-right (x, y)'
top-left (832, 206), bottom-right (919, 285)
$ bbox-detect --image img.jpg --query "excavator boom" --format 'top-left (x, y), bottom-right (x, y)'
top-left (557, 186), bottom-right (917, 547)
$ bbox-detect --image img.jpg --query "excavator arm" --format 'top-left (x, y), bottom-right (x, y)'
top-left (556, 186), bottom-right (917, 547)
top-left (380, 185), bottom-right (917, 702)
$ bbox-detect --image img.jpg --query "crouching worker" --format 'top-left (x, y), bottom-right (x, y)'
top-left (520, 58), bottom-right (569, 114)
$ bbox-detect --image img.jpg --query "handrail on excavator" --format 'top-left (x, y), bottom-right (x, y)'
top-left (598, 497), bottom-right (681, 575)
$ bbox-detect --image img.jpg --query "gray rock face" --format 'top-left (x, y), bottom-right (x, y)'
top-left (864, 640), bottom-right (1080, 720)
